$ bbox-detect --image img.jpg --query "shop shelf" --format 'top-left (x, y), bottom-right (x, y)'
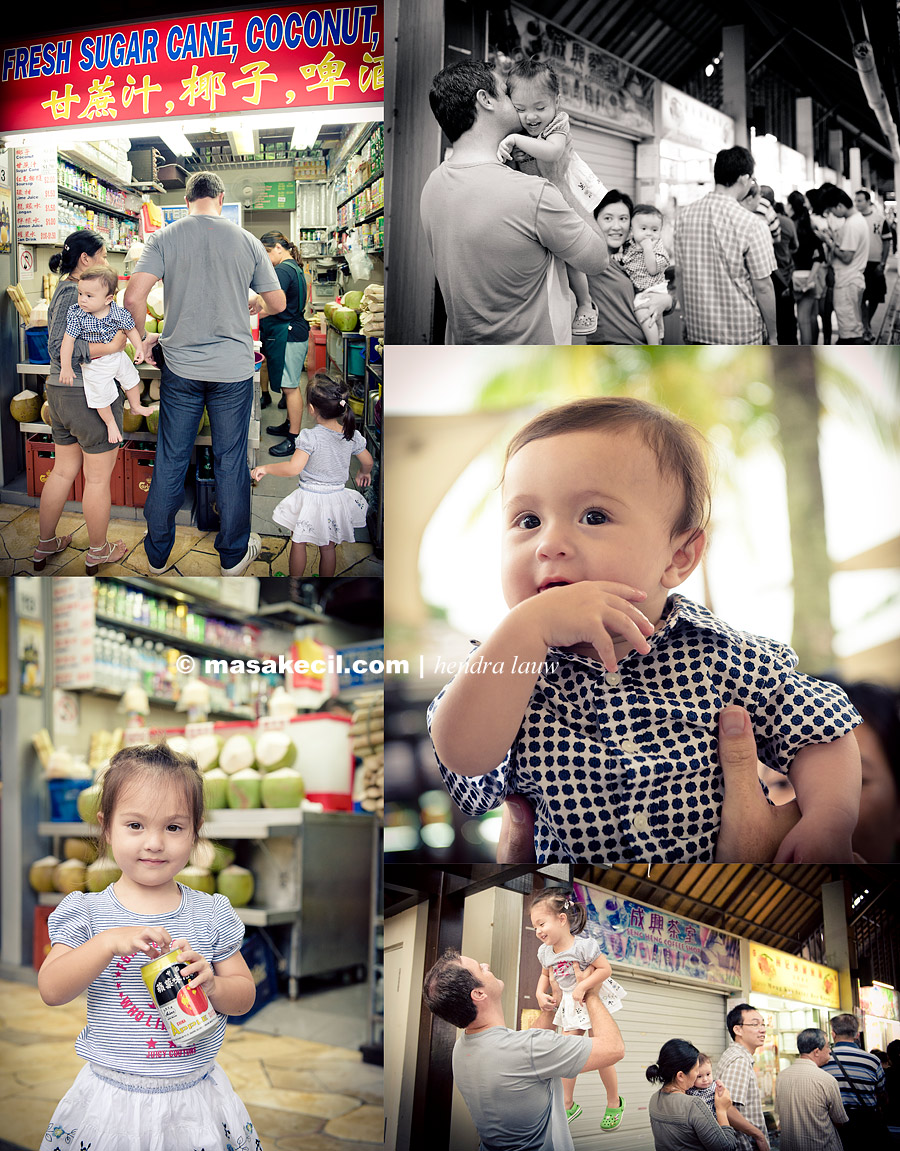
top-left (35, 891), bottom-right (299, 925)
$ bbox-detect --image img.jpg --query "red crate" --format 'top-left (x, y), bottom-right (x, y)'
top-left (25, 434), bottom-right (82, 501)
top-left (108, 447), bottom-right (126, 507)
top-left (124, 443), bottom-right (156, 507)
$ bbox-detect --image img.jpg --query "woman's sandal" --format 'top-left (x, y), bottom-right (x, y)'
top-left (33, 534), bottom-right (74, 572)
top-left (85, 539), bottom-right (128, 575)
top-left (572, 306), bottom-right (599, 335)
top-left (600, 1096), bottom-right (626, 1131)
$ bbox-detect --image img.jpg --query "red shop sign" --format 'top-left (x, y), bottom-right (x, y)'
top-left (0, 4), bottom-right (383, 134)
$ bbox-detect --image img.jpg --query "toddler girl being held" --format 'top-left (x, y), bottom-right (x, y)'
top-left (251, 371), bottom-right (374, 576)
top-left (531, 888), bottom-right (626, 1130)
top-left (38, 743), bottom-right (261, 1150)
top-left (497, 58), bottom-right (608, 337)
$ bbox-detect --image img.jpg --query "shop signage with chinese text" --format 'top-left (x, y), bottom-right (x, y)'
top-left (660, 82), bottom-right (733, 153)
top-left (749, 941), bottom-right (840, 1008)
top-left (0, 5), bottom-right (383, 134)
top-left (576, 883), bottom-right (742, 988)
top-left (860, 984), bottom-right (899, 1022)
top-left (510, 5), bottom-right (654, 137)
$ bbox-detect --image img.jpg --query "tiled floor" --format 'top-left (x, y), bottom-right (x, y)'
top-left (0, 396), bottom-right (382, 579)
top-left (0, 976), bottom-right (383, 1150)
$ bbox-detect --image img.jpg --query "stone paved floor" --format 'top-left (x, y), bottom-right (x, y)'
top-left (0, 978), bottom-right (383, 1150)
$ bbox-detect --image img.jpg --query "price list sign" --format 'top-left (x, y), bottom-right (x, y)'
top-left (15, 145), bottom-right (57, 243)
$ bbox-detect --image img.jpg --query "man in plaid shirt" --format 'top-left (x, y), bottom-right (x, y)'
top-left (674, 146), bottom-right (778, 345)
top-left (716, 1003), bottom-right (770, 1150)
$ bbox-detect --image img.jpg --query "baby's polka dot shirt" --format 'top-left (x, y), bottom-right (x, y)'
top-left (428, 594), bottom-right (861, 863)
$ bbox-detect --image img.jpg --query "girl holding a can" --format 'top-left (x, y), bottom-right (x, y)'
top-left (37, 743), bottom-right (263, 1150)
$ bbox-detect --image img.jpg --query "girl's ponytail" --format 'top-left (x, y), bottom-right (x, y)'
top-left (308, 370), bottom-right (357, 440)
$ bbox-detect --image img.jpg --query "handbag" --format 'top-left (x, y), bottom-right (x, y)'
top-left (830, 1048), bottom-right (889, 1143)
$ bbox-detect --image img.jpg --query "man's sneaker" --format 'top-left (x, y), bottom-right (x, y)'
top-left (266, 419), bottom-right (292, 437)
top-left (566, 1104), bottom-right (582, 1124)
top-left (221, 533), bottom-right (261, 576)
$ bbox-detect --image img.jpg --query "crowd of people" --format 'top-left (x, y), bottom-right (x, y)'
top-left (423, 929), bottom-right (900, 1151)
top-left (421, 59), bottom-right (896, 347)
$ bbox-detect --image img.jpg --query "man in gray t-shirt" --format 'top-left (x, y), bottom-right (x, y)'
top-left (124, 171), bottom-right (284, 575)
top-left (423, 949), bottom-right (623, 1150)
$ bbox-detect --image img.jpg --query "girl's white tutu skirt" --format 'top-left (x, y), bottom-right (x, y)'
top-left (553, 976), bottom-right (626, 1032)
top-left (272, 485), bottom-right (368, 546)
top-left (40, 1060), bottom-right (263, 1150)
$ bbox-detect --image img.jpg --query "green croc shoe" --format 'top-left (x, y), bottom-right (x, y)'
top-left (601, 1096), bottom-right (625, 1131)
top-left (566, 1103), bottom-right (583, 1124)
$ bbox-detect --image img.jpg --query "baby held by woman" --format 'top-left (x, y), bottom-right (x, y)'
top-left (429, 396), bottom-right (862, 864)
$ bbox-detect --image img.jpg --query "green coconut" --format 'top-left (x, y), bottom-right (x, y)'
top-left (216, 864), bottom-right (254, 908)
top-left (331, 306), bottom-right (358, 332)
top-left (192, 840), bottom-right (236, 873)
top-left (227, 767), bottom-right (262, 809)
top-left (175, 865), bottom-right (216, 895)
top-left (86, 857), bottom-right (122, 893)
top-left (165, 735), bottom-right (192, 757)
top-left (10, 389), bottom-right (41, 423)
top-left (342, 289), bottom-right (364, 311)
top-left (29, 855), bottom-right (61, 893)
top-left (190, 733), bottom-right (221, 772)
top-left (323, 300), bottom-right (340, 322)
top-left (122, 402), bottom-right (143, 433)
top-left (54, 858), bottom-right (87, 894)
top-left (254, 730), bottom-right (297, 773)
top-left (77, 784), bottom-right (103, 825)
top-left (219, 734), bottom-right (255, 776)
top-left (261, 767), bottom-right (305, 809)
top-left (63, 838), bottom-right (98, 865)
top-left (202, 767), bottom-right (229, 810)
top-left (40, 400), bottom-right (51, 425)
top-left (145, 406), bottom-right (160, 434)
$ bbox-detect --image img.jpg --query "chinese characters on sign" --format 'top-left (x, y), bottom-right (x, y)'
top-left (748, 942), bottom-right (840, 1008)
top-left (576, 884), bottom-right (742, 988)
top-left (0, 5), bottom-right (383, 133)
top-left (14, 146), bottom-right (57, 243)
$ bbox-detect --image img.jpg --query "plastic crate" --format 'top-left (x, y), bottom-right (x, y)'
top-left (48, 777), bottom-right (93, 821)
top-left (25, 434), bottom-right (82, 501)
top-left (228, 931), bottom-right (280, 1023)
top-left (194, 464), bottom-right (220, 530)
top-left (108, 447), bottom-right (126, 507)
top-left (124, 442), bottom-right (155, 507)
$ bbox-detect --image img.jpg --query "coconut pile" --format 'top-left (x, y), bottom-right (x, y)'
top-left (351, 691), bottom-right (384, 815)
top-left (167, 730), bottom-right (306, 813)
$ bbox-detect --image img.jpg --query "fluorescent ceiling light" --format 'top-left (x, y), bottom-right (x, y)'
top-left (227, 128), bottom-right (258, 156)
top-left (2, 119), bottom-right (211, 149)
top-left (160, 130), bottom-right (195, 157)
top-left (290, 112), bottom-right (322, 151)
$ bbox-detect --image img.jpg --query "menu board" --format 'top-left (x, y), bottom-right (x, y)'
top-left (53, 580), bottom-right (96, 690)
top-left (748, 941), bottom-right (840, 1008)
top-left (15, 145), bottom-right (57, 243)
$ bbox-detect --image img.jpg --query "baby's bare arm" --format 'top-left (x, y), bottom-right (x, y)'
top-left (774, 733), bottom-right (860, 862)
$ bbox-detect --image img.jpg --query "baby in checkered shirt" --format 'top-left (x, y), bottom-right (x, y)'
top-left (430, 396), bottom-right (863, 864)
top-left (59, 265), bottom-right (153, 443)
top-left (686, 1053), bottom-right (719, 1115)
top-left (617, 205), bottom-right (671, 345)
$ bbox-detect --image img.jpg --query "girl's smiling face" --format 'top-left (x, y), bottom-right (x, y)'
top-left (101, 779), bottom-right (196, 894)
top-left (530, 905), bottom-right (570, 949)
top-left (507, 76), bottom-right (558, 136)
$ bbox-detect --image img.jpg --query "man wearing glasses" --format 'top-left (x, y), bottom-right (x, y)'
top-left (716, 1004), bottom-right (770, 1150)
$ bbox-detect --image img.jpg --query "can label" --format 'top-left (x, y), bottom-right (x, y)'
top-left (141, 949), bottom-right (220, 1047)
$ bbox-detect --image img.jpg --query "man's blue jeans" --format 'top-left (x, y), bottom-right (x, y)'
top-left (143, 364), bottom-right (253, 569)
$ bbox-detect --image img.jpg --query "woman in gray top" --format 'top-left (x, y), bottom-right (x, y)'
top-left (647, 1039), bottom-right (738, 1151)
top-left (35, 231), bottom-right (129, 573)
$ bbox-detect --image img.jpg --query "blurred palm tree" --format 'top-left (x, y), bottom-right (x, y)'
top-left (475, 347), bottom-right (900, 672)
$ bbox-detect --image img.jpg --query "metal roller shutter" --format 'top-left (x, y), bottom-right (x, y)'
top-left (571, 972), bottom-right (730, 1150)
top-left (568, 123), bottom-right (637, 200)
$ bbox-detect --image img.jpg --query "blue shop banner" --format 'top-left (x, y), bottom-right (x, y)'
top-left (575, 883), bottom-right (742, 989)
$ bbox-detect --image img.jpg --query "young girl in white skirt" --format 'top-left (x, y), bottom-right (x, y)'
top-left (38, 744), bottom-right (262, 1151)
top-left (251, 371), bottom-right (373, 576)
top-left (531, 888), bottom-right (627, 1131)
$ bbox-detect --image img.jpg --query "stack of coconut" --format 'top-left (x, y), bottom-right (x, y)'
top-left (167, 730), bottom-right (305, 812)
top-left (359, 284), bottom-right (384, 341)
top-left (351, 691), bottom-right (384, 816)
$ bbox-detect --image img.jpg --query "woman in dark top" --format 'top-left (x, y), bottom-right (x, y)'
top-left (647, 1039), bottom-right (737, 1151)
top-left (585, 190), bottom-right (671, 344)
top-left (256, 231), bottom-right (311, 458)
top-left (36, 230), bottom-right (129, 573)
top-left (787, 191), bottom-right (826, 345)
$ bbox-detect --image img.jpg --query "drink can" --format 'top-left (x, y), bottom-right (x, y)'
top-left (141, 948), bottom-right (220, 1047)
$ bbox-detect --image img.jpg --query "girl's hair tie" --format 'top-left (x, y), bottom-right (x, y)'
top-left (563, 899), bottom-right (571, 909)
top-left (339, 399), bottom-right (346, 408)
